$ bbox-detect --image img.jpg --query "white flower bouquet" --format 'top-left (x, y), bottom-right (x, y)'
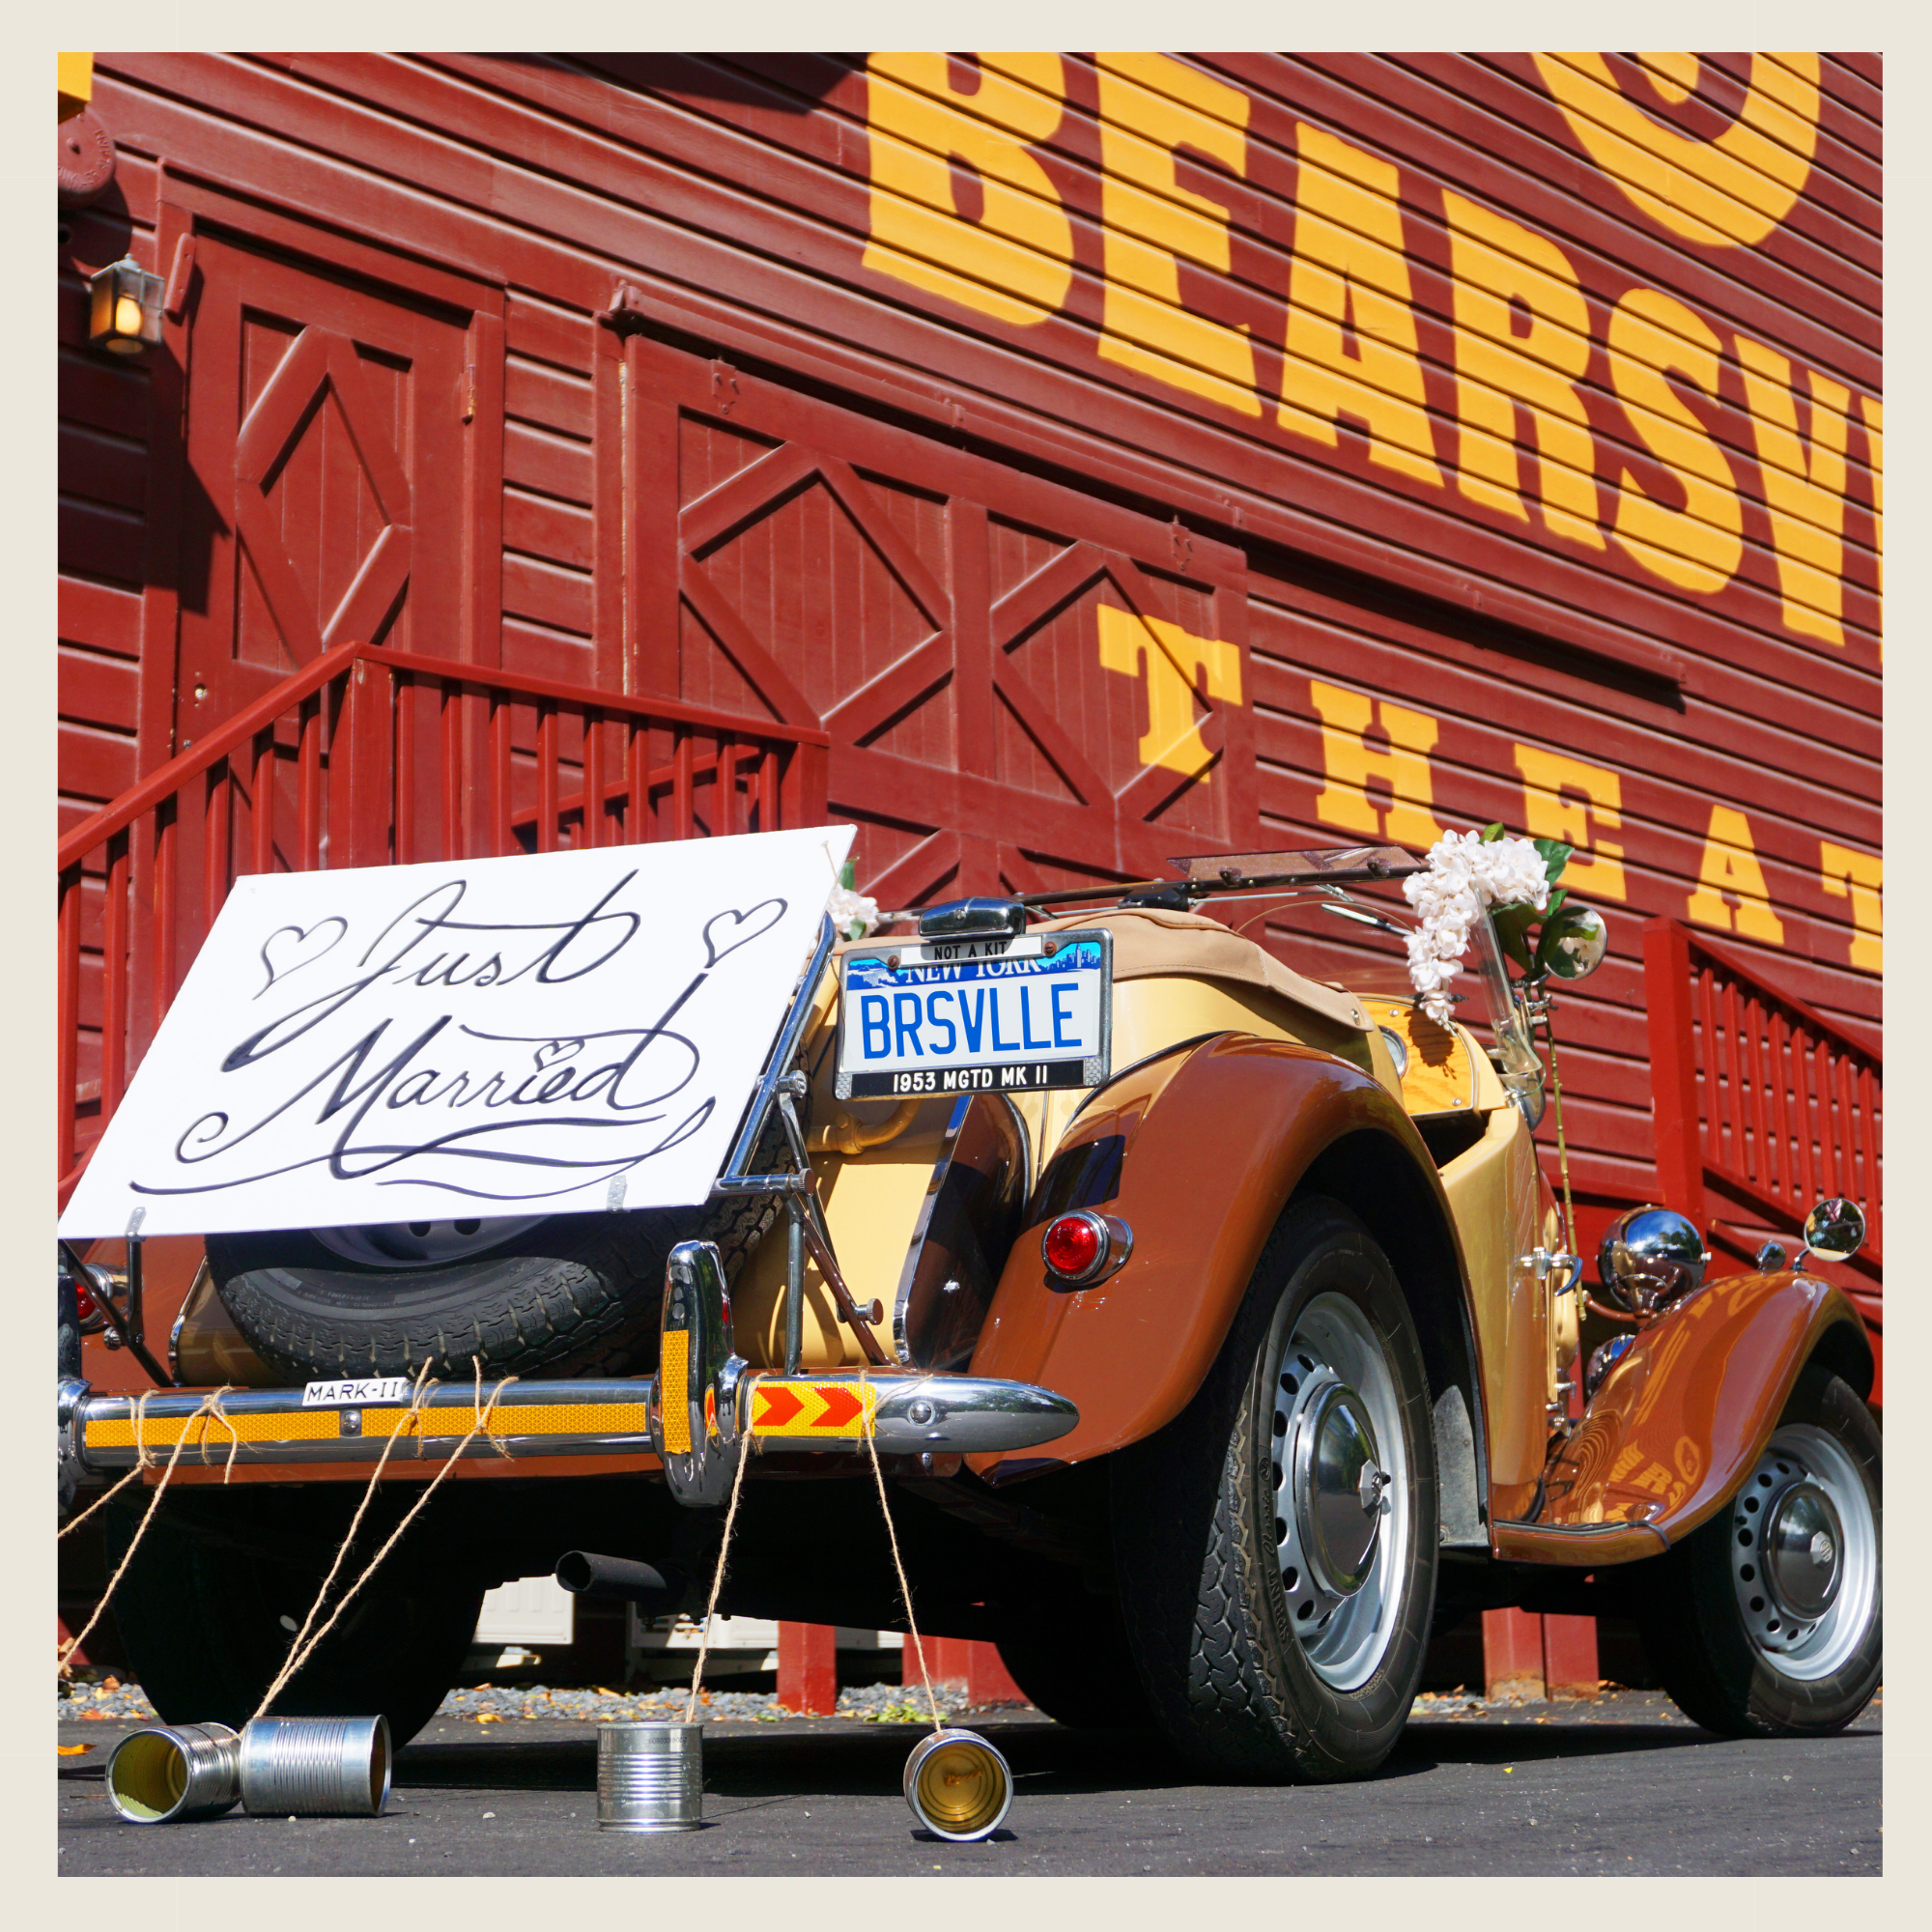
top-left (1402, 824), bottom-right (1588, 1026)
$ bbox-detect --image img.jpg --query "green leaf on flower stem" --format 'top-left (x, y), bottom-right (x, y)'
top-left (1492, 904), bottom-right (1537, 972)
top-left (1532, 838), bottom-right (1573, 882)
top-left (1544, 887), bottom-right (1568, 920)
top-left (1479, 822), bottom-right (1507, 842)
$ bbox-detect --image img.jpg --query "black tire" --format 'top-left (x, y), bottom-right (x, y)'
top-left (103, 1495), bottom-right (482, 1746)
top-left (996, 1600), bottom-right (1157, 1730)
top-left (209, 1138), bottom-right (784, 1384)
top-left (1113, 1196), bottom-right (1438, 1780)
top-left (1639, 1363), bottom-right (1881, 1738)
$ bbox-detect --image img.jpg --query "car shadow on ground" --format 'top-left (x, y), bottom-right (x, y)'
top-left (386, 1709), bottom-right (1778, 1801)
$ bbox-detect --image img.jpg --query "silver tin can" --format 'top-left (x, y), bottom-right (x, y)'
top-left (106, 1722), bottom-right (242, 1824)
top-left (239, 1715), bottom-right (391, 1817)
top-left (596, 1720), bottom-right (703, 1832)
top-left (903, 1727), bottom-right (1013, 1841)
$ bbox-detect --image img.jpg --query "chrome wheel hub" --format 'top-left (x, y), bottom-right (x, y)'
top-left (1293, 1382), bottom-right (1387, 1596)
top-left (1269, 1292), bottom-right (1407, 1691)
top-left (314, 1216), bottom-right (546, 1268)
top-left (1730, 1424), bottom-right (1876, 1678)
top-left (1762, 1481), bottom-right (1843, 1624)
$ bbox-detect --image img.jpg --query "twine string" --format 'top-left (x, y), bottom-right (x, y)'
top-left (248, 1363), bottom-right (511, 1723)
top-left (682, 1430), bottom-right (753, 1723)
top-left (58, 1385), bottom-right (167, 1543)
top-left (57, 1387), bottom-right (235, 1678)
top-left (248, 1360), bottom-right (437, 1722)
top-left (860, 1368), bottom-right (944, 1734)
top-left (1545, 1010), bottom-right (1580, 1260)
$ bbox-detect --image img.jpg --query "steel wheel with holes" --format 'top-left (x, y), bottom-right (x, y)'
top-left (1639, 1362), bottom-right (1881, 1737)
top-left (1112, 1196), bottom-right (1437, 1779)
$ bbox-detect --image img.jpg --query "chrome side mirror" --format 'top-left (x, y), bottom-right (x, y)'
top-left (1798, 1197), bottom-right (1866, 1268)
top-left (1543, 905), bottom-right (1609, 980)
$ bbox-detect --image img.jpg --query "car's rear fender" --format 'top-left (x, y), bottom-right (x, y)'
top-left (965, 1033), bottom-right (1485, 1487)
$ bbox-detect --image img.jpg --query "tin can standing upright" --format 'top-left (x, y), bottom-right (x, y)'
top-left (596, 1720), bottom-right (704, 1832)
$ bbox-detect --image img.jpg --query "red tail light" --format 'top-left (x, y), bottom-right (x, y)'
top-left (1040, 1210), bottom-right (1131, 1285)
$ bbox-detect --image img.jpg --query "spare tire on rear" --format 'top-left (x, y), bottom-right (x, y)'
top-left (209, 1180), bottom-right (781, 1384)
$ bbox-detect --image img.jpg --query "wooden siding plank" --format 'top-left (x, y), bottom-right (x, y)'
top-left (502, 551), bottom-right (593, 636)
top-left (59, 577), bottom-right (144, 660)
top-left (505, 420), bottom-right (593, 504)
top-left (503, 487), bottom-right (594, 572)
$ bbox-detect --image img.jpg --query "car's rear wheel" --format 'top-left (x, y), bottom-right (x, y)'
top-left (104, 1494), bottom-right (481, 1747)
top-left (1113, 1196), bottom-right (1437, 1780)
top-left (1639, 1363), bottom-right (1881, 1737)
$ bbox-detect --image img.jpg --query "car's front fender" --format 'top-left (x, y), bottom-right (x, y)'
top-left (1496, 1268), bottom-right (1874, 1566)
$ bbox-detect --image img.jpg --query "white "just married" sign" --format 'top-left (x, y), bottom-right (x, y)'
top-left (58, 826), bottom-right (856, 1238)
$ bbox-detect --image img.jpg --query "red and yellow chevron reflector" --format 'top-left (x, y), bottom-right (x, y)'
top-left (750, 1378), bottom-right (879, 1438)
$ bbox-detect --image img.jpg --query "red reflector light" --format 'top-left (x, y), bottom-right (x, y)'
top-left (72, 1281), bottom-right (99, 1321)
top-left (1042, 1212), bottom-right (1105, 1281)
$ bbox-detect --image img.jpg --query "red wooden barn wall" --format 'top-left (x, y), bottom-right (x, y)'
top-left (58, 53), bottom-right (1881, 1243)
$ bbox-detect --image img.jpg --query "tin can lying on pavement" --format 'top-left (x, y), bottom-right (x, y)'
top-left (597, 1720), bottom-right (704, 1831)
top-left (106, 1721), bottom-right (242, 1824)
top-left (239, 1715), bottom-right (391, 1817)
top-left (903, 1728), bottom-right (1013, 1841)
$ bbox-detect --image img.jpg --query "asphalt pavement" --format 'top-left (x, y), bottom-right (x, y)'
top-left (56, 1689), bottom-right (1881, 1877)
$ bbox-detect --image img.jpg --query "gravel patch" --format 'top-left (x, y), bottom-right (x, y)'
top-left (58, 1677), bottom-right (158, 1723)
top-left (432, 1680), bottom-right (986, 1724)
top-left (53, 1674), bottom-right (999, 1728)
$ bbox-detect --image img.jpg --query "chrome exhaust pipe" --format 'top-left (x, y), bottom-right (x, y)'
top-left (105, 1722), bottom-right (242, 1824)
top-left (239, 1716), bottom-right (391, 1817)
top-left (554, 1551), bottom-right (688, 1614)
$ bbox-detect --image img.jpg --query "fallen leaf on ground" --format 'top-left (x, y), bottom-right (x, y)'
top-left (58, 1745), bottom-right (92, 1756)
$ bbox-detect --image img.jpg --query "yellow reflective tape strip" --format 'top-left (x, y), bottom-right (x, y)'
top-left (659, 1330), bottom-right (691, 1454)
top-left (358, 1402), bottom-right (652, 1440)
top-left (750, 1379), bottom-right (879, 1438)
top-left (86, 1402), bottom-right (653, 1452)
top-left (86, 1410), bottom-right (338, 1449)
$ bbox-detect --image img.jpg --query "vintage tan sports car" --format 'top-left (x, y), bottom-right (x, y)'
top-left (61, 843), bottom-right (1880, 1777)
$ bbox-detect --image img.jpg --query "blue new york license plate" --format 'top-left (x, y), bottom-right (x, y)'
top-left (835, 930), bottom-right (1113, 1101)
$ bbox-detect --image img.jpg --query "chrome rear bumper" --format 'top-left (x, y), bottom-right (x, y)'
top-left (59, 1238), bottom-right (1078, 1505)
top-left (63, 1367), bottom-right (1077, 1475)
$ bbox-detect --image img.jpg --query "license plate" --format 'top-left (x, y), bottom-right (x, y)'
top-left (301, 1377), bottom-right (411, 1407)
top-left (835, 930), bottom-right (1112, 1101)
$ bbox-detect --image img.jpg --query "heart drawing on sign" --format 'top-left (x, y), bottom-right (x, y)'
top-left (702, 899), bottom-right (787, 967)
top-left (257, 918), bottom-right (349, 997)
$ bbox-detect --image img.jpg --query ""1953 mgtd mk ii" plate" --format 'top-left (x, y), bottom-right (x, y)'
top-left (835, 928), bottom-right (1112, 1100)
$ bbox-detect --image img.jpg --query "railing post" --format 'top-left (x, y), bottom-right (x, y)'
top-left (345, 655), bottom-right (394, 868)
top-left (1643, 915), bottom-right (1706, 1221)
top-left (57, 871), bottom-right (81, 1180)
top-left (786, 739), bottom-right (829, 830)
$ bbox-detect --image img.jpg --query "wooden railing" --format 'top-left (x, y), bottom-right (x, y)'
top-left (1643, 916), bottom-right (1881, 1387)
top-left (57, 639), bottom-right (829, 1203)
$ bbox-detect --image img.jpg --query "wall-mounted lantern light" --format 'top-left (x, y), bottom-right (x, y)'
top-left (87, 256), bottom-right (163, 355)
